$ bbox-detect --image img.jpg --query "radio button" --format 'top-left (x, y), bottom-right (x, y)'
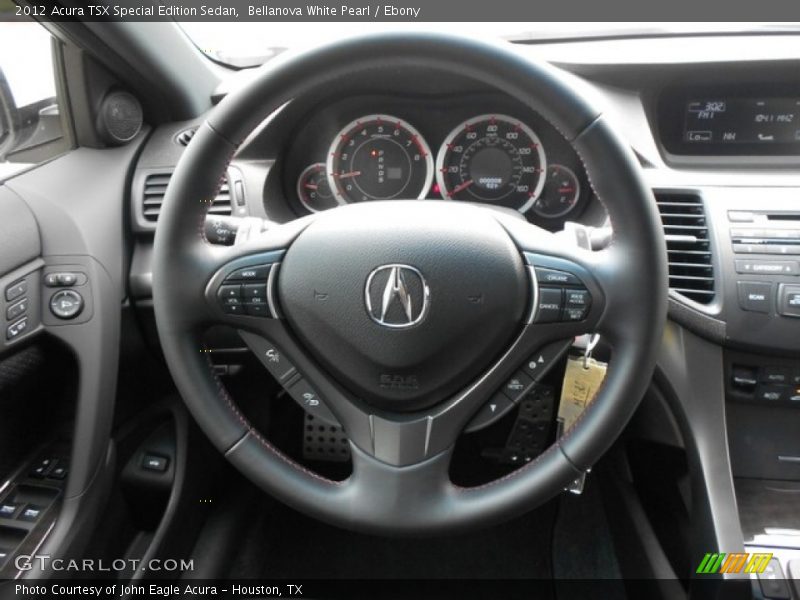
top-left (778, 284), bottom-right (800, 318)
top-left (763, 244), bottom-right (800, 255)
top-left (728, 211), bottom-right (754, 223)
top-left (737, 281), bottom-right (772, 313)
top-left (735, 260), bottom-right (799, 275)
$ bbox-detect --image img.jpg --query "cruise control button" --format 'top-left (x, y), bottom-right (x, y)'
top-left (50, 290), bottom-right (84, 319)
top-left (465, 392), bottom-right (515, 433)
top-left (502, 370), bottom-right (534, 402)
top-left (535, 287), bottom-right (563, 323)
top-left (563, 306), bottom-right (589, 321)
top-left (225, 265), bottom-right (271, 281)
top-left (5, 279), bottom-right (26, 302)
top-left (534, 267), bottom-right (581, 286)
top-left (737, 281), bottom-right (772, 313)
top-left (565, 289), bottom-right (591, 307)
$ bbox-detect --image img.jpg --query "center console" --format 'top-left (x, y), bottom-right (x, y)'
top-left (652, 76), bottom-right (800, 597)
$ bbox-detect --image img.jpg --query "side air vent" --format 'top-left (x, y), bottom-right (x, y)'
top-left (175, 128), bottom-right (197, 146)
top-left (142, 172), bottom-right (232, 223)
top-left (655, 191), bottom-right (715, 304)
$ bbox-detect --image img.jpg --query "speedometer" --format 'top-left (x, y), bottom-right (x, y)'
top-left (435, 114), bottom-right (546, 212)
top-left (326, 115), bottom-right (433, 204)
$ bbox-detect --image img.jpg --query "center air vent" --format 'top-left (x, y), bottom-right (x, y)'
top-left (141, 172), bottom-right (232, 223)
top-left (655, 191), bottom-right (715, 304)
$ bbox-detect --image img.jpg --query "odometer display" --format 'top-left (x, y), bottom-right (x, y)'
top-left (326, 114), bottom-right (433, 204)
top-left (435, 114), bottom-right (547, 212)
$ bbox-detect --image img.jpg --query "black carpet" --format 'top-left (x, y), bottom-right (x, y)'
top-left (227, 498), bottom-right (558, 581)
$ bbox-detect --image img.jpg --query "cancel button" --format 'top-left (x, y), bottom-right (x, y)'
top-left (737, 281), bottom-right (772, 314)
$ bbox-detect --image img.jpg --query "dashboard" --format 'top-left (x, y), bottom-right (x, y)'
top-left (122, 34), bottom-right (800, 585)
top-left (130, 38), bottom-right (800, 358)
top-left (276, 93), bottom-right (596, 228)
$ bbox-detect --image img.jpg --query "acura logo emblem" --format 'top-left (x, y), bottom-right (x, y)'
top-left (365, 264), bottom-right (430, 328)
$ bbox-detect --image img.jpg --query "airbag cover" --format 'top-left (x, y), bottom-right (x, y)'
top-left (278, 202), bottom-right (527, 411)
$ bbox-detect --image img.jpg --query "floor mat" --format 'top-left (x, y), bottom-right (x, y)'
top-left (227, 497), bottom-right (558, 581)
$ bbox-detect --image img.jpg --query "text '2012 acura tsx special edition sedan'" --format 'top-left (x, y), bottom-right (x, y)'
top-left (0, 11), bottom-right (799, 600)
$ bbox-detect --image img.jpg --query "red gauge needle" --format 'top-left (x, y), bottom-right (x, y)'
top-left (449, 179), bottom-right (473, 197)
top-left (337, 170), bottom-right (361, 179)
top-left (304, 183), bottom-right (319, 190)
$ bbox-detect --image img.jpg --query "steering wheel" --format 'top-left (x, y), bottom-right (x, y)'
top-left (152, 32), bottom-right (667, 535)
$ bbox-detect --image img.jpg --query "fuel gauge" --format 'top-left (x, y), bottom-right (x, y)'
top-left (533, 164), bottom-right (581, 219)
top-left (297, 163), bottom-right (337, 213)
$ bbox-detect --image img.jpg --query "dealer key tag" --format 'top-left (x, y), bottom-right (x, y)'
top-left (557, 354), bottom-right (607, 495)
top-left (558, 355), bottom-right (607, 434)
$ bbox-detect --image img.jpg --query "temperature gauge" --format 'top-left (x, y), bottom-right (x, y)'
top-left (533, 164), bottom-right (581, 219)
top-left (297, 163), bottom-right (337, 213)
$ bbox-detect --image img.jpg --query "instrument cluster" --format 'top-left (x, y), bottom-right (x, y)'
top-left (284, 95), bottom-right (593, 226)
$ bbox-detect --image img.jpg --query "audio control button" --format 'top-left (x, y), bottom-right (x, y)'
top-left (737, 281), bottom-right (772, 313)
top-left (735, 260), bottom-right (799, 276)
top-left (778, 284), bottom-right (800, 318)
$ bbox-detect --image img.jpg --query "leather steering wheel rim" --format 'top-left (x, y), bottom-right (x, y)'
top-left (152, 32), bottom-right (668, 535)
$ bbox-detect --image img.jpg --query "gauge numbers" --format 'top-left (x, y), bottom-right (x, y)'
top-left (326, 115), bottom-right (433, 204)
top-left (435, 114), bottom-right (546, 212)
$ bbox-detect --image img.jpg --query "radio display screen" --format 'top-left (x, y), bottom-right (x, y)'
top-left (684, 98), bottom-right (800, 145)
top-left (659, 84), bottom-right (800, 158)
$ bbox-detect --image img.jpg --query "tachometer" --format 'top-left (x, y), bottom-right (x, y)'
top-left (435, 114), bottom-right (546, 212)
top-left (326, 115), bottom-right (433, 204)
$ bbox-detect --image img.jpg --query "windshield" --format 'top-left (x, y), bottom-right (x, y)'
top-left (179, 22), bottom-right (800, 68)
